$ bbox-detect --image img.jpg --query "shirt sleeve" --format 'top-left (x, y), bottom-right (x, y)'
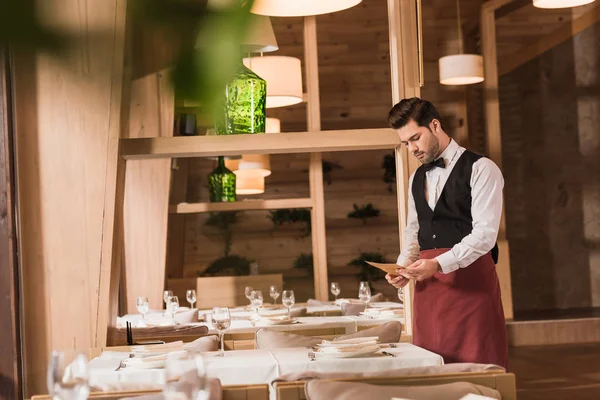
top-left (396, 172), bottom-right (421, 267)
top-left (435, 158), bottom-right (504, 273)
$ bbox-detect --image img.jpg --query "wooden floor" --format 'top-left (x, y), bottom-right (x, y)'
top-left (509, 343), bottom-right (600, 399)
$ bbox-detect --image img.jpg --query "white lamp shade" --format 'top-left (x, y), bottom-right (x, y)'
top-left (241, 15), bottom-right (278, 53)
top-left (533, 0), bottom-right (595, 7)
top-left (196, 8), bottom-right (278, 53)
top-left (244, 56), bottom-right (303, 108)
top-left (252, 0), bottom-right (363, 16)
top-left (439, 54), bottom-right (484, 85)
top-left (266, 117), bottom-right (281, 133)
top-left (236, 154), bottom-right (271, 177)
top-left (235, 170), bottom-right (265, 195)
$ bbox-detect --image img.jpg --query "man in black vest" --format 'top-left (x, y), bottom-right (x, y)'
top-left (385, 98), bottom-right (508, 369)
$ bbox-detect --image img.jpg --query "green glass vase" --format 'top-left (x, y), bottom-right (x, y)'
top-left (208, 156), bottom-right (236, 202)
top-left (215, 60), bottom-right (266, 135)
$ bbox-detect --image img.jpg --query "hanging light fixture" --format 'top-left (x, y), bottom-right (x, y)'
top-left (243, 56), bottom-right (303, 108)
top-left (266, 117), bottom-right (281, 133)
top-left (252, 0), bottom-right (363, 16)
top-left (235, 170), bottom-right (265, 195)
top-left (533, 0), bottom-right (595, 8)
top-left (438, 0), bottom-right (484, 85)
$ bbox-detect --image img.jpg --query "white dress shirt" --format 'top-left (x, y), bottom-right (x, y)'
top-left (396, 139), bottom-right (504, 274)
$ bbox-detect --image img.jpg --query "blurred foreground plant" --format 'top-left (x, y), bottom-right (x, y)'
top-left (1, 0), bottom-right (256, 122)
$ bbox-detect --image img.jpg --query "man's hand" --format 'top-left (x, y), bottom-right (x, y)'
top-left (399, 259), bottom-right (440, 281)
top-left (385, 269), bottom-right (410, 289)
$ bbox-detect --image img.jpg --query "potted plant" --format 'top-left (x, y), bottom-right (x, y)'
top-left (269, 208), bottom-right (311, 237)
top-left (347, 203), bottom-right (381, 224)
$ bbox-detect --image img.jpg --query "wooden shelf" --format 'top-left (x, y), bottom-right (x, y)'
top-left (169, 198), bottom-right (313, 214)
top-left (120, 128), bottom-right (400, 160)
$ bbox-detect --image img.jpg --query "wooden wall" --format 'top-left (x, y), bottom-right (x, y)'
top-left (11, 0), bottom-right (127, 396)
top-left (168, 0), bottom-right (482, 302)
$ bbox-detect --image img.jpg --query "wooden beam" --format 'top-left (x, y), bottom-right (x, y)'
top-left (122, 69), bottom-right (174, 313)
top-left (481, 5), bottom-right (514, 320)
top-left (169, 198), bottom-right (313, 214)
top-left (499, 4), bottom-right (600, 76)
top-left (304, 15), bottom-right (328, 301)
top-left (120, 128), bottom-right (400, 160)
top-left (165, 159), bottom-right (189, 279)
top-left (0, 48), bottom-right (22, 400)
top-left (12, 0), bottom-right (129, 395)
top-left (494, 0), bottom-right (530, 19)
top-left (387, 0), bottom-right (421, 338)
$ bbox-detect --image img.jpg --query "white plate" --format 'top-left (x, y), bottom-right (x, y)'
top-left (259, 317), bottom-right (298, 326)
top-left (313, 345), bottom-right (381, 359)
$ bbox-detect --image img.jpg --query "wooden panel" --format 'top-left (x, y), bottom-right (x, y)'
top-left (166, 159), bottom-right (189, 279)
top-left (481, 6), bottom-right (514, 320)
top-left (0, 49), bottom-right (22, 400)
top-left (120, 128), bottom-right (401, 160)
top-left (11, 0), bottom-right (128, 396)
top-left (170, 198), bottom-right (313, 214)
top-left (507, 318), bottom-right (600, 347)
top-left (168, 274), bottom-right (283, 309)
top-left (498, 4), bottom-right (600, 76)
top-left (122, 70), bottom-right (174, 313)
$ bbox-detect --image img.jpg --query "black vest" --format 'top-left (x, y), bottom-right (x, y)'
top-left (412, 150), bottom-right (499, 264)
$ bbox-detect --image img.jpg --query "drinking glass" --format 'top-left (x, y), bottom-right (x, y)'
top-left (397, 287), bottom-right (404, 303)
top-left (282, 290), bottom-right (295, 319)
top-left (269, 285), bottom-right (280, 305)
top-left (186, 289), bottom-right (197, 308)
top-left (358, 285), bottom-right (371, 310)
top-left (167, 295), bottom-right (179, 323)
top-left (211, 307), bottom-right (231, 357)
top-left (163, 351), bottom-right (210, 400)
top-left (136, 296), bottom-right (149, 323)
top-left (163, 290), bottom-right (174, 309)
top-left (330, 282), bottom-right (341, 301)
top-left (47, 350), bottom-right (89, 400)
top-left (359, 281), bottom-right (369, 291)
top-left (251, 290), bottom-right (263, 310)
top-left (244, 286), bottom-right (253, 306)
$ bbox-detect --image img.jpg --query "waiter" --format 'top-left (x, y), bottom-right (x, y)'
top-left (385, 97), bottom-right (508, 369)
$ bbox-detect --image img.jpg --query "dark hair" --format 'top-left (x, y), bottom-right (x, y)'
top-left (387, 98), bottom-right (442, 130)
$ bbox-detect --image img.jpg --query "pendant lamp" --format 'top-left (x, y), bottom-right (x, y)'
top-left (251, 0), bottom-right (363, 17)
top-left (243, 56), bottom-right (303, 108)
top-left (225, 118), bottom-right (281, 177)
top-left (235, 170), bottom-right (265, 195)
top-left (533, 0), bottom-right (595, 8)
top-left (438, 0), bottom-right (484, 85)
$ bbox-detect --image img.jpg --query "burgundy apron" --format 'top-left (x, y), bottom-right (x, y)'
top-left (413, 248), bottom-right (508, 369)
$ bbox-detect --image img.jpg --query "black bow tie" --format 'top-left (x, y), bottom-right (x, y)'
top-left (423, 158), bottom-right (445, 172)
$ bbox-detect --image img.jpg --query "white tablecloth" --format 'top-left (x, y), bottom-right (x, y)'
top-left (89, 343), bottom-right (443, 390)
top-left (205, 316), bottom-right (358, 335)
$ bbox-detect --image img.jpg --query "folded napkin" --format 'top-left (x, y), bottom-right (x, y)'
top-left (317, 344), bottom-right (381, 354)
top-left (131, 340), bottom-right (184, 354)
top-left (331, 336), bottom-right (380, 345)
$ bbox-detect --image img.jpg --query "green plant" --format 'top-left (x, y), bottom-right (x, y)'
top-left (347, 203), bottom-right (381, 224)
top-left (204, 211), bottom-right (239, 256)
top-left (349, 252), bottom-right (387, 282)
top-left (322, 160), bottom-right (343, 185)
top-left (269, 209), bottom-right (311, 237)
top-left (382, 154), bottom-right (396, 193)
top-left (200, 255), bottom-right (252, 277)
top-left (293, 252), bottom-right (314, 276)
top-left (3, 1), bottom-right (257, 123)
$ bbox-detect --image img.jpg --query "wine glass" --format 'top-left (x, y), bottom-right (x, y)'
top-left (282, 290), bottom-right (295, 319)
top-left (167, 295), bottom-right (179, 323)
top-left (330, 282), bottom-right (341, 302)
top-left (47, 350), bottom-right (89, 400)
top-left (359, 281), bottom-right (369, 291)
top-left (186, 289), bottom-right (197, 308)
top-left (163, 290), bottom-right (173, 310)
top-left (244, 286), bottom-right (253, 306)
top-left (397, 287), bottom-right (404, 303)
top-left (163, 351), bottom-right (209, 400)
top-left (211, 307), bottom-right (231, 357)
top-left (269, 285), bottom-right (280, 305)
top-left (136, 296), bottom-right (149, 324)
top-left (358, 285), bottom-right (371, 310)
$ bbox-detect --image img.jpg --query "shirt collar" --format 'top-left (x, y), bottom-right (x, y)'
top-left (436, 139), bottom-right (459, 168)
